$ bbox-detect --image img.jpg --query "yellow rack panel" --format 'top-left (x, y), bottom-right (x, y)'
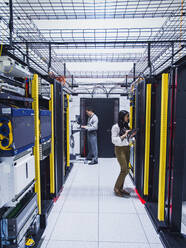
top-left (49, 84), bottom-right (55, 194)
top-left (32, 74), bottom-right (41, 214)
top-left (130, 105), bottom-right (133, 130)
top-left (144, 84), bottom-right (152, 196)
top-left (158, 73), bottom-right (169, 221)
top-left (66, 94), bottom-right (70, 167)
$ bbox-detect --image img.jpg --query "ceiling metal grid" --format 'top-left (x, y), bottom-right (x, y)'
top-left (0, 1), bottom-right (71, 80)
top-left (55, 53), bottom-right (143, 62)
top-left (0, 0), bottom-right (186, 88)
top-left (128, 12), bottom-right (186, 80)
top-left (13, 0), bottom-right (184, 20)
top-left (70, 71), bottom-right (133, 78)
top-left (14, 26), bottom-right (186, 49)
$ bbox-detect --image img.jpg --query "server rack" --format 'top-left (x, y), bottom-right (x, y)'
top-left (53, 80), bottom-right (65, 196)
top-left (37, 79), bottom-right (54, 229)
top-left (63, 94), bottom-right (72, 180)
top-left (129, 88), bottom-right (136, 180)
top-left (144, 75), bottom-right (165, 231)
top-left (0, 48), bottom-right (69, 247)
top-left (134, 74), bottom-right (172, 230)
top-left (134, 80), bottom-right (146, 196)
top-left (159, 60), bottom-right (186, 247)
top-left (133, 56), bottom-right (186, 247)
top-left (0, 57), bottom-right (38, 248)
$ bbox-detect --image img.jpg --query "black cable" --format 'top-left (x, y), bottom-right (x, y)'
top-left (70, 134), bottom-right (75, 148)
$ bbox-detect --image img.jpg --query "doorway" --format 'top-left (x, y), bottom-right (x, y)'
top-left (80, 98), bottom-right (119, 158)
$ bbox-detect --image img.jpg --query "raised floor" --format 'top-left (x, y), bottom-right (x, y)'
top-left (39, 158), bottom-right (163, 248)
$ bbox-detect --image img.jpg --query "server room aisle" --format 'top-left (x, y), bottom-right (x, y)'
top-left (39, 159), bottom-right (163, 248)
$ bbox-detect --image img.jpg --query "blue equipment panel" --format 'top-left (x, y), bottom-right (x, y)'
top-left (40, 110), bottom-right (51, 143)
top-left (0, 107), bottom-right (35, 156)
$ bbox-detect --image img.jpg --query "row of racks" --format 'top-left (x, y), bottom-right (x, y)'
top-left (128, 54), bottom-right (186, 247)
top-left (0, 51), bottom-right (71, 248)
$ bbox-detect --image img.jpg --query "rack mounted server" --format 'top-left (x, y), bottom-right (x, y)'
top-left (0, 193), bottom-right (38, 248)
top-left (39, 110), bottom-right (51, 161)
top-left (0, 107), bottom-right (35, 156)
top-left (0, 56), bottom-right (30, 78)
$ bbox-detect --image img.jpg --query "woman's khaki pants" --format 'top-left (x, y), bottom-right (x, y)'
top-left (114, 146), bottom-right (130, 190)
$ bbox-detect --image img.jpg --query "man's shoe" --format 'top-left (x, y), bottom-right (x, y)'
top-left (88, 161), bottom-right (98, 165)
top-left (86, 157), bottom-right (92, 161)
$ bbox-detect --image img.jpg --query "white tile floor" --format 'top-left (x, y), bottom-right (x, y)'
top-left (39, 158), bottom-right (163, 248)
top-left (182, 202), bottom-right (186, 235)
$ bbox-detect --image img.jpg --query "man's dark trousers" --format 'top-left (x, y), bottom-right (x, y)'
top-left (87, 131), bottom-right (98, 163)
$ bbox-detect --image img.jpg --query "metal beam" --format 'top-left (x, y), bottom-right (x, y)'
top-left (48, 42), bottom-right (51, 73)
top-left (148, 42), bottom-right (152, 76)
top-left (26, 42), bottom-right (29, 66)
top-left (9, 0), bottom-right (13, 47)
top-left (74, 92), bottom-right (127, 96)
top-left (54, 53), bottom-right (143, 63)
top-left (76, 82), bottom-right (130, 86)
top-left (70, 71), bottom-right (133, 79)
top-left (171, 42), bottom-right (174, 66)
top-left (133, 63), bottom-right (136, 82)
top-left (64, 63), bottom-right (66, 78)
top-left (13, 40), bottom-right (186, 45)
top-left (71, 75), bottom-right (74, 88)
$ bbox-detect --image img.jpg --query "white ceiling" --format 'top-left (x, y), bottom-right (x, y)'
top-left (34, 18), bottom-right (166, 29)
top-left (33, 18), bottom-right (166, 77)
top-left (67, 61), bottom-right (133, 72)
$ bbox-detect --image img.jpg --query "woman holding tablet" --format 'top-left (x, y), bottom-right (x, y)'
top-left (111, 110), bottom-right (136, 197)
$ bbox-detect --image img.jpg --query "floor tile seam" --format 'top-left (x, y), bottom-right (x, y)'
top-left (98, 211), bottom-right (138, 214)
top-left (46, 239), bottom-right (98, 242)
top-left (97, 212), bottom-right (143, 216)
top-left (47, 240), bottom-right (98, 243)
top-left (131, 193), bottom-right (143, 215)
top-left (57, 166), bottom-right (79, 215)
top-left (61, 211), bottom-right (99, 214)
top-left (45, 166), bottom-right (79, 247)
top-left (98, 239), bottom-right (150, 244)
top-left (61, 211), bottom-right (137, 214)
top-left (47, 238), bottom-right (150, 244)
top-left (136, 210), bottom-right (155, 246)
top-left (99, 241), bottom-right (151, 244)
top-left (126, 180), bottom-right (151, 245)
top-left (46, 239), bottom-right (153, 243)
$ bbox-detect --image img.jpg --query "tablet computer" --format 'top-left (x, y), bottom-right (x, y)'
top-left (128, 128), bottom-right (138, 137)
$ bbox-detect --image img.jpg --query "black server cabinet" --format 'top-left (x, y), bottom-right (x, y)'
top-left (134, 60), bottom-right (186, 247)
top-left (134, 78), bottom-right (162, 200)
top-left (135, 81), bottom-right (146, 196)
top-left (134, 77), bottom-right (167, 230)
top-left (144, 77), bottom-right (165, 231)
top-left (64, 94), bottom-right (68, 177)
top-left (129, 91), bottom-right (136, 180)
top-left (63, 94), bottom-right (72, 180)
top-left (145, 67), bottom-right (186, 234)
top-left (160, 63), bottom-right (186, 247)
top-left (40, 157), bottom-right (52, 216)
top-left (38, 101), bottom-right (53, 219)
top-left (54, 81), bottom-right (64, 196)
top-left (80, 98), bottom-right (119, 158)
top-left (134, 75), bottom-right (171, 231)
top-left (148, 80), bottom-right (161, 203)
